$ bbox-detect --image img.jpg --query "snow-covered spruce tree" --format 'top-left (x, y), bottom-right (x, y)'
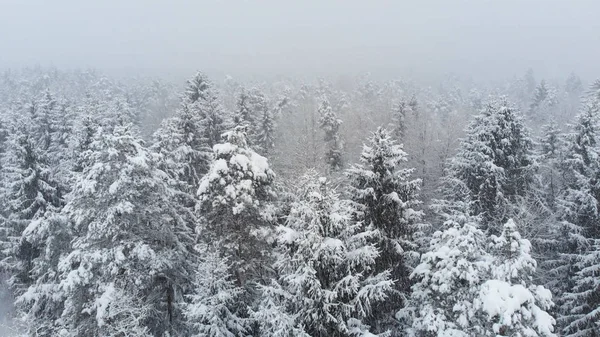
top-left (183, 71), bottom-right (211, 105)
top-left (565, 73), bottom-right (583, 97)
top-left (256, 105), bottom-right (276, 155)
top-left (28, 90), bottom-right (73, 195)
top-left (246, 88), bottom-right (276, 154)
top-left (442, 98), bottom-right (535, 234)
top-left (554, 102), bottom-right (600, 336)
top-left (196, 126), bottom-right (275, 312)
top-left (535, 120), bottom-right (568, 292)
top-left (561, 239), bottom-right (600, 337)
top-left (529, 81), bottom-right (550, 114)
top-left (346, 126), bottom-right (423, 333)
top-left (479, 220), bottom-right (556, 337)
top-left (29, 90), bottom-right (58, 152)
top-left (16, 213), bottom-right (72, 336)
top-left (538, 120), bottom-right (564, 211)
top-left (468, 88), bottom-right (484, 111)
top-left (0, 114), bottom-right (8, 160)
top-left (272, 91), bottom-right (291, 117)
top-left (529, 81), bottom-right (559, 124)
top-left (184, 243), bottom-right (247, 337)
top-left (111, 95), bottom-right (140, 128)
top-left (255, 174), bottom-right (392, 337)
top-left (233, 90), bottom-right (254, 132)
top-left (390, 99), bottom-right (412, 140)
top-left (400, 212), bottom-right (492, 336)
top-left (588, 79), bottom-right (600, 103)
top-left (152, 103), bottom-right (212, 194)
top-left (559, 103), bottom-right (600, 240)
top-left (0, 123), bottom-right (63, 296)
top-left (248, 88), bottom-right (269, 120)
top-left (252, 281), bottom-right (306, 337)
top-left (17, 110), bottom-right (101, 336)
top-left (56, 124), bottom-right (196, 336)
top-left (318, 97), bottom-right (344, 172)
top-left (69, 112), bottom-right (98, 174)
top-left (195, 86), bottom-right (229, 150)
top-left (152, 72), bottom-right (224, 193)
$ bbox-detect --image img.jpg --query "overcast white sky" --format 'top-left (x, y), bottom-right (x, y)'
top-left (1, 0), bottom-right (598, 81)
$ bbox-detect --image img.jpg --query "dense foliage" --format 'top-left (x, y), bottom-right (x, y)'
top-left (0, 67), bottom-right (597, 336)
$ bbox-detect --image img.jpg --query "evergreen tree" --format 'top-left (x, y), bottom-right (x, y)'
top-left (196, 126), bottom-right (275, 311)
top-left (256, 107), bottom-right (276, 154)
top-left (69, 112), bottom-right (98, 174)
top-left (184, 244), bottom-right (247, 337)
top-left (318, 97), bottom-right (344, 172)
top-left (16, 213), bottom-right (72, 336)
top-left (0, 114), bottom-right (8, 162)
top-left (183, 71), bottom-right (211, 105)
top-left (561, 239), bottom-right (600, 337)
top-left (56, 124), bottom-right (196, 336)
top-left (555, 103), bottom-right (600, 335)
top-left (195, 88), bottom-right (229, 150)
top-left (442, 98), bottom-right (535, 234)
top-left (247, 88), bottom-right (276, 153)
top-left (391, 99), bottom-right (413, 140)
top-left (536, 120), bottom-right (566, 291)
top-left (152, 72), bottom-right (225, 193)
top-left (538, 120), bottom-right (564, 210)
top-left (530, 81), bottom-right (549, 114)
top-left (565, 73), bottom-right (583, 96)
top-left (30, 90), bottom-right (57, 151)
top-left (468, 88), bottom-right (484, 111)
top-left (152, 103), bottom-right (211, 194)
top-left (587, 79), bottom-right (600, 103)
top-left (256, 174), bottom-right (392, 336)
top-left (400, 213), bottom-right (492, 336)
top-left (233, 90), bottom-right (254, 131)
top-left (346, 127), bottom-right (423, 333)
top-left (529, 81), bottom-right (559, 123)
top-left (402, 212), bottom-right (556, 336)
top-left (0, 123), bottom-right (63, 296)
top-left (273, 92), bottom-right (290, 117)
top-left (111, 95), bottom-right (139, 128)
top-left (29, 91), bottom-right (72, 195)
top-left (480, 220), bottom-right (556, 337)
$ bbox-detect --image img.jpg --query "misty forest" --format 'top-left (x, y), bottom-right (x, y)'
top-left (1, 2), bottom-right (600, 337)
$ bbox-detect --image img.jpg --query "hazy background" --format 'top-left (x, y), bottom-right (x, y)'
top-left (1, 0), bottom-right (599, 82)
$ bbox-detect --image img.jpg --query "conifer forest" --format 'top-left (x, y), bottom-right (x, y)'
top-left (0, 1), bottom-right (599, 336)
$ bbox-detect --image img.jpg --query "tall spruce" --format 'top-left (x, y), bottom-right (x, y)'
top-left (16, 213), bottom-right (71, 336)
top-left (184, 243), bottom-right (247, 337)
top-left (555, 103), bottom-right (600, 336)
top-left (249, 88), bottom-right (276, 154)
top-left (318, 97), bottom-right (344, 172)
top-left (561, 240), bottom-right (600, 336)
top-left (256, 107), bottom-right (276, 154)
top-left (346, 126), bottom-right (423, 333)
top-left (400, 212), bottom-right (492, 336)
top-left (56, 124), bottom-right (196, 336)
top-left (152, 71), bottom-right (225, 194)
top-left (482, 220), bottom-right (556, 337)
top-left (442, 98), bottom-right (535, 234)
top-left (538, 120), bottom-right (564, 211)
top-left (196, 126), bottom-right (276, 318)
top-left (391, 99), bottom-right (414, 140)
top-left (0, 121), bottom-right (63, 297)
top-left (233, 90), bottom-right (254, 132)
top-left (402, 215), bottom-right (556, 337)
top-left (255, 174), bottom-right (392, 336)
